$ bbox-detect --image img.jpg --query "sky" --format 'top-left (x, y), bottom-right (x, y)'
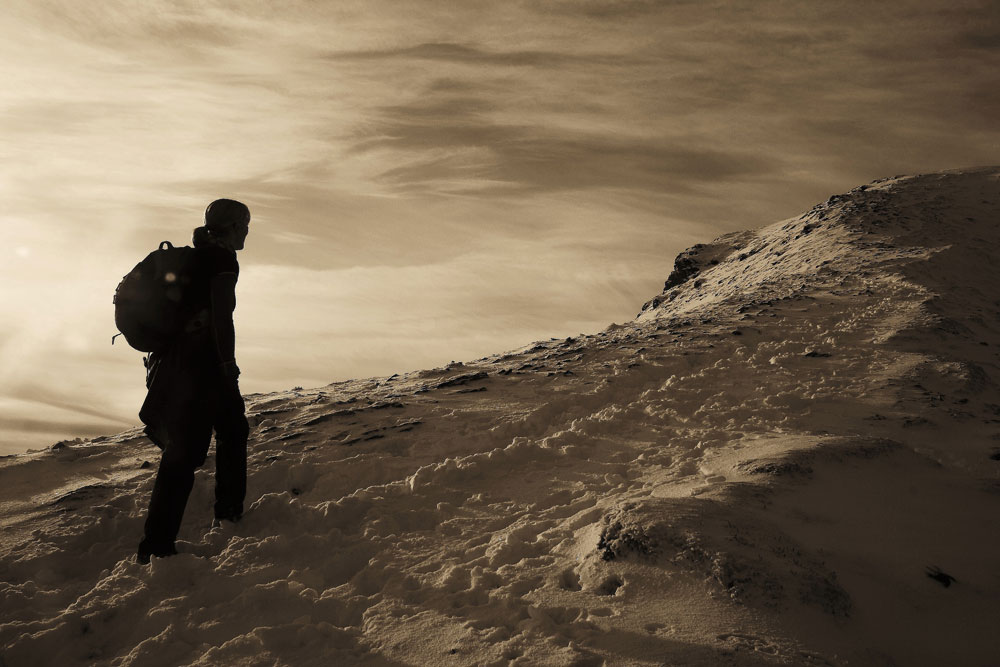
top-left (1, 0), bottom-right (998, 454)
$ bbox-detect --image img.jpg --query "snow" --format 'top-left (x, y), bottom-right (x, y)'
top-left (3, 167), bottom-right (1000, 665)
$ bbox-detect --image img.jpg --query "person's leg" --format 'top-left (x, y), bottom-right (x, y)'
top-left (139, 416), bottom-right (213, 561)
top-left (139, 453), bottom-right (193, 560)
top-left (213, 383), bottom-right (249, 521)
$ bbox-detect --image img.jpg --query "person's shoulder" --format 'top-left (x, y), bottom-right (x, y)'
top-left (195, 244), bottom-right (239, 275)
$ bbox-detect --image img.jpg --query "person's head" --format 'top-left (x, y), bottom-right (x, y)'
top-left (193, 198), bottom-right (251, 250)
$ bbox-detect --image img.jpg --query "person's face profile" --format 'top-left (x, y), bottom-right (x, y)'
top-left (233, 217), bottom-right (250, 250)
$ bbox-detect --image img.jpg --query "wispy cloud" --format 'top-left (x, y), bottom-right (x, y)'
top-left (326, 41), bottom-right (646, 68)
top-left (2, 418), bottom-right (118, 438)
top-left (3, 384), bottom-right (134, 426)
top-left (365, 124), bottom-right (773, 195)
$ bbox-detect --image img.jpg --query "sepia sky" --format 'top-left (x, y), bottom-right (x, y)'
top-left (1, 0), bottom-right (998, 453)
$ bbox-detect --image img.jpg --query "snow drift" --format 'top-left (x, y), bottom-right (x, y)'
top-left (2, 167), bottom-right (1000, 666)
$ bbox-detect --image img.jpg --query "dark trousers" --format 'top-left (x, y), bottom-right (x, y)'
top-left (140, 382), bottom-right (249, 555)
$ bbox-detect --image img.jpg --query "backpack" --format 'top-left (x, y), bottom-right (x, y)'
top-left (113, 241), bottom-right (198, 352)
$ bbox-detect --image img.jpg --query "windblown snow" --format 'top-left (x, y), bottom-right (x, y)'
top-left (3, 168), bottom-right (1000, 666)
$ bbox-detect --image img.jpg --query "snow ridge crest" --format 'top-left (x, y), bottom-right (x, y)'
top-left (638, 166), bottom-right (1000, 322)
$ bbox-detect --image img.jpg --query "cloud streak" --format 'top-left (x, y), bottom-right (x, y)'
top-left (367, 124), bottom-right (773, 195)
top-left (326, 41), bottom-right (647, 68)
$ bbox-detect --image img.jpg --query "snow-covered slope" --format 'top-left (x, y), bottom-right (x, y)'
top-left (2, 168), bottom-right (999, 666)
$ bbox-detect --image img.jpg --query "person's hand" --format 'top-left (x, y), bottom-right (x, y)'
top-left (219, 360), bottom-right (241, 380)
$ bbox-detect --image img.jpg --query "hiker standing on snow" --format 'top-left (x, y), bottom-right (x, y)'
top-left (137, 199), bottom-right (251, 564)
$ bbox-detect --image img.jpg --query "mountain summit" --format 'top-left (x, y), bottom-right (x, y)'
top-left (2, 168), bottom-right (999, 666)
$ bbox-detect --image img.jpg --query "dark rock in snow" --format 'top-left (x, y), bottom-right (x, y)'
top-left (434, 371), bottom-right (489, 389)
top-left (925, 566), bottom-right (956, 587)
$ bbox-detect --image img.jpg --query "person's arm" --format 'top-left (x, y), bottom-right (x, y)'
top-left (209, 272), bottom-right (239, 379)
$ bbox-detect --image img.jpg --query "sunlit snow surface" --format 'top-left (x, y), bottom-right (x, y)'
top-left (3, 168), bottom-right (1000, 665)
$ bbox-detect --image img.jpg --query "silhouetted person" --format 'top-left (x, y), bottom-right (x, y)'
top-left (137, 199), bottom-right (251, 563)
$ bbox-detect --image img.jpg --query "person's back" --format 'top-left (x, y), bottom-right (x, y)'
top-left (137, 199), bottom-right (251, 563)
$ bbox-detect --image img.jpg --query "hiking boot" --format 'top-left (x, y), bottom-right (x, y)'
top-left (213, 501), bottom-right (243, 524)
top-left (136, 539), bottom-right (178, 564)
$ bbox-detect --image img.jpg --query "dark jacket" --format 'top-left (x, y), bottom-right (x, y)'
top-left (139, 242), bottom-right (240, 454)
